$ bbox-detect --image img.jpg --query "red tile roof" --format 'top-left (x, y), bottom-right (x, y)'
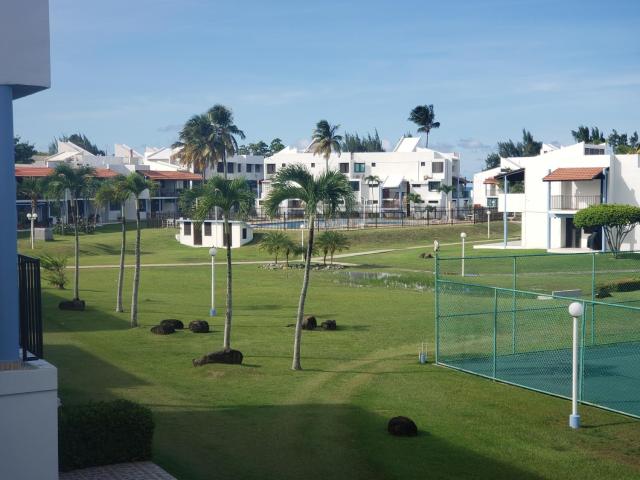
top-left (543, 167), bottom-right (604, 182)
top-left (15, 165), bottom-right (118, 178)
top-left (141, 170), bottom-right (202, 181)
top-left (94, 168), bottom-right (118, 178)
top-left (483, 177), bottom-right (498, 185)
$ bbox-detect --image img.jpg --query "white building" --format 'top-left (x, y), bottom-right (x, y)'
top-left (472, 141), bottom-right (640, 251)
top-left (177, 220), bottom-right (254, 248)
top-left (259, 137), bottom-right (465, 213)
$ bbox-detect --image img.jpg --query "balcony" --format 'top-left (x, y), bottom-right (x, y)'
top-left (154, 188), bottom-right (183, 198)
top-left (550, 195), bottom-right (601, 210)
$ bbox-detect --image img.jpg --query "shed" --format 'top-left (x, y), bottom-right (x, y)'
top-left (176, 219), bottom-right (253, 248)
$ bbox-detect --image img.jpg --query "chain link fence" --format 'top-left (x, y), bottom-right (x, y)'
top-left (435, 253), bottom-right (640, 418)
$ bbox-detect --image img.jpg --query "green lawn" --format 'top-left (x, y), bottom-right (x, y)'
top-left (21, 224), bottom-right (640, 479)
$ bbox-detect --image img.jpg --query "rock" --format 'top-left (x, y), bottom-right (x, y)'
top-left (387, 416), bottom-right (418, 437)
top-left (160, 319), bottom-right (184, 330)
top-left (189, 320), bottom-right (210, 333)
top-left (302, 315), bottom-right (317, 330)
top-left (321, 320), bottom-right (337, 330)
top-left (151, 324), bottom-right (175, 335)
top-left (193, 349), bottom-right (243, 366)
top-left (58, 299), bottom-right (86, 311)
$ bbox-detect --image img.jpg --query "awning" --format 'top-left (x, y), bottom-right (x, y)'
top-left (382, 175), bottom-right (405, 189)
top-left (494, 168), bottom-right (525, 182)
top-left (543, 167), bottom-right (604, 182)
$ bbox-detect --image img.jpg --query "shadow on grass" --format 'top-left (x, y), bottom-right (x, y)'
top-left (47, 344), bottom-right (149, 404)
top-left (151, 404), bottom-right (542, 480)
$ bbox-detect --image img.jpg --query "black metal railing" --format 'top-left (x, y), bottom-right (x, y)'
top-left (18, 254), bottom-right (43, 361)
top-left (550, 195), bottom-right (601, 210)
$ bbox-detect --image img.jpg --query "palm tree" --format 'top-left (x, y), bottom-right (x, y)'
top-left (195, 176), bottom-right (255, 351)
top-left (265, 165), bottom-right (354, 370)
top-left (94, 177), bottom-right (131, 313)
top-left (18, 178), bottom-right (46, 249)
top-left (316, 231), bottom-right (350, 265)
top-left (259, 230), bottom-right (290, 265)
top-left (409, 105), bottom-right (440, 147)
top-left (47, 164), bottom-right (96, 304)
top-left (120, 173), bottom-right (157, 327)
top-left (174, 104), bottom-right (245, 180)
top-left (309, 120), bottom-right (342, 170)
top-left (364, 174), bottom-right (381, 213)
top-left (406, 192), bottom-right (424, 217)
top-left (438, 184), bottom-right (455, 221)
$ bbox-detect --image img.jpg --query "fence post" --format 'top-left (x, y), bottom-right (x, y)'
top-left (434, 254), bottom-right (440, 364)
top-left (580, 309), bottom-right (586, 402)
top-left (591, 253), bottom-right (596, 346)
top-left (512, 256), bottom-right (517, 354)
top-left (493, 288), bottom-right (498, 379)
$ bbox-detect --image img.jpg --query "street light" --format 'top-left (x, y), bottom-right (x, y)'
top-left (26, 212), bottom-right (38, 250)
top-left (487, 210), bottom-right (491, 239)
top-left (300, 223), bottom-right (305, 261)
top-left (460, 232), bottom-right (467, 276)
top-left (209, 247), bottom-right (217, 316)
top-left (568, 302), bottom-right (584, 429)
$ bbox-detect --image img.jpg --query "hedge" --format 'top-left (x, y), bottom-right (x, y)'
top-left (59, 400), bottom-right (154, 472)
top-left (596, 278), bottom-right (640, 298)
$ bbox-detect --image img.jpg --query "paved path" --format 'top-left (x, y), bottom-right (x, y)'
top-left (60, 462), bottom-right (176, 479)
top-left (74, 238), bottom-right (518, 270)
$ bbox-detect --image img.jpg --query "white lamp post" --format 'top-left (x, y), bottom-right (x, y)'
top-left (487, 210), bottom-right (491, 239)
top-left (26, 212), bottom-right (38, 249)
top-left (209, 247), bottom-right (217, 316)
top-left (568, 302), bottom-right (584, 429)
top-left (460, 232), bottom-right (467, 277)
top-left (300, 223), bottom-right (305, 261)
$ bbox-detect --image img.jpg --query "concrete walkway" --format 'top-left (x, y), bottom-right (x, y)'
top-left (60, 462), bottom-right (176, 480)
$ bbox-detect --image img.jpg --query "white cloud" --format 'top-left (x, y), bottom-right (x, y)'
top-left (457, 138), bottom-right (492, 151)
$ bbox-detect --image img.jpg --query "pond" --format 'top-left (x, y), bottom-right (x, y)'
top-left (335, 270), bottom-right (433, 291)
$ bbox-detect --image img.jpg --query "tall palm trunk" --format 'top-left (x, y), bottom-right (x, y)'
top-left (116, 209), bottom-right (126, 313)
top-left (292, 217), bottom-right (315, 370)
top-left (73, 198), bottom-right (80, 300)
top-left (30, 198), bottom-right (36, 249)
top-left (130, 206), bottom-right (141, 327)
top-left (223, 214), bottom-right (232, 350)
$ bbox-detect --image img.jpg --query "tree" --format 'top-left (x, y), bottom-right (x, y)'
top-left (269, 138), bottom-right (285, 156)
top-left (18, 178), bottom-right (46, 249)
top-left (438, 184), bottom-right (455, 220)
top-left (571, 126), bottom-right (606, 144)
top-left (195, 176), bottom-right (255, 351)
top-left (259, 230), bottom-right (290, 264)
top-left (341, 130), bottom-right (384, 152)
top-left (94, 177), bottom-right (132, 313)
top-left (316, 231), bottom-right (350, 265)
top-left (237, 145), bottom-right (250, 155)
top-left (309, 120), bottom-right (342, 170)
top-left (364, 175), bottom-right (381, 208)
top-left (47, 164), bottom-right (97, 304)
top-left (14, 136), bottom-right (37, 164)
top-left (484, 152), bottom-right (500, 170)
top-left (574, 204), bottom-right (640, 257)
top-left (174, 104), bottom-right (245, 179)
top-left (50, 133), bottom-right (105, 156)
top-left (408, 105), bottom-right (440, 147)
top-left (40, 254), bottom-right (68, 289)
top-left (497, 129), bottom-right (542, 158)
top-left (119, 173), bottom-right (157, 327)
top-left (265, 165), bottom-right (354, 370)
top-left (248, 141), bottom-right (270, 156)
top-left (608, 129), bottom-right (639, 154)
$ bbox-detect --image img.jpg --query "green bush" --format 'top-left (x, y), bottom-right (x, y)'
top-left (59, 400), bottom-right (154, 472)
top-left (596, 278), bottom-right (640, 298)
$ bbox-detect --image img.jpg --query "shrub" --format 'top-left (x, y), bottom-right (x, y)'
top-left (40, 253), bottom-right (68, 289)
top-left (574, 204), bottom-right (640, 256)
top-left (596, 278), bottom-right (640, 298)
top-left (58, 400), bottom-right (154, 472)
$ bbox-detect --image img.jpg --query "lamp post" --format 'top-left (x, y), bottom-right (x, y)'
top-left (209, 247), bottom-right (217, 316)
top-left (26, 212), bottom-right (38, 249)
top-left (300, 223), bottom-right (305, 261)
top-left (487, 209), bottom-right (491, 239)
top-left (460, 232), bottom-right (467, 277)
top-left (568, 302), bottom-right (584, 429)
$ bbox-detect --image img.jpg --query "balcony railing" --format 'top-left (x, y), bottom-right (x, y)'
top-left (550, 195), bottom-right (601, 210)
top-left (18, 254), bottom-right (43, 361)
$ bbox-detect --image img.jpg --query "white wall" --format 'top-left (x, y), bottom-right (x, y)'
top-left (609, 154), bottom-right (640, 250)
top-left (178, 220), bottom-right (253, 248)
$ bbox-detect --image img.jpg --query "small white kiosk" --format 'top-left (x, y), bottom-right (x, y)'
top-left (177, 219), bottom-right (254, 248)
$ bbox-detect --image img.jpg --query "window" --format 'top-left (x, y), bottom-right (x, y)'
top-left (246, 163), bottom-right (253, 173)
top-left (354, 163), bottom-right (365, 173)
top-left (487, 198), bottom-right (498, 208)
top-left (227, 162), bottom-right (235, 174)
top-left (311, 162), bottom-right (315, 168)
top-left (349, 181), bottom-right (360, 192)
top-left (428, 200), bottom-right (438, 205)
top-left (282, 163), bottom-right (286, 168)
top-left (428, 181), bottom-right (441, 192)
top-left (371, 162), bottom-right (376, 167)
top-left (255, 164), bottom-right (262, 173)
top-left (267, 164), bottom-right (276, 174)
top-left (237, 164), bottom-right (242, 173)
top-left (339, 163), bottom-right (349, 173)
top-left (412, 183), bottom-right (422, 188)
top-left (138, 199), bottom-right (147, 212)
top-left (242, 228), bottom-right (247, 240)
top-left (432, 162), bottom-right (444, 173)
top-left (420, 162), bottom-right (425, 167)
top-left (585, 147), bottom-right (604, 155)
top-left (184, 221), bottom-right (192, 236)
top-left (109, 201), bottom-right (121, 212)
top-left (217, 163), bottom-right (224, 173)
top-left (204, 222), bottom-right (212, 236)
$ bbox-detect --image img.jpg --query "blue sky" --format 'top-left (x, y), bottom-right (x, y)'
top-left (13, 0), bottom-right (640, 175)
